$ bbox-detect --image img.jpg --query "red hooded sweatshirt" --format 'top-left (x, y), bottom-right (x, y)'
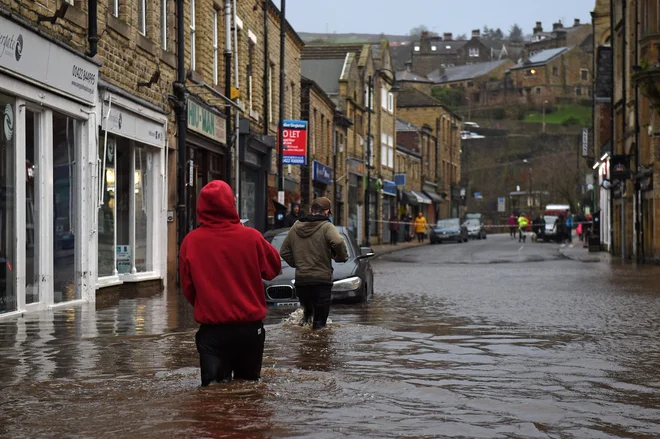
top-left (179, 180), bottom-right (282, 325)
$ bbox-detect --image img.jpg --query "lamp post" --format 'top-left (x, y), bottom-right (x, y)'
top-left (542, 100), bottom-right (549, 133)
top-left (523, 159), bottom-right (533, 212)
top-left (364, 68), bottom-right (396, 246)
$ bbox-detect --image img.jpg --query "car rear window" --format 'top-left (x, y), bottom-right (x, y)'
top-left (268, 233), bottom-right (353, 258)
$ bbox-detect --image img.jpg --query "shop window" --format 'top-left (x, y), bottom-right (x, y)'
top-left (53, 112), bottom-right (79, 303)
top-left (0, 95), bottom-right (16, 313)
top-left (98, 136), bottom-right (118, 278)
top-left (134, 145), bottom-right (153, 273)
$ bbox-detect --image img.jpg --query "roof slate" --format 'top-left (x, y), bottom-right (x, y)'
top-left (396, 70), bottom-right (432, 83)
top-left (396, 119), bottom-right (420, 132)
top-left (396, 88), bottom-right (443, 108)
top-left (429, 59), bottom-right (510, 83)
top-left (301, 58), bottom-right (346, 95)
top-left (512, 46), bottom-right (571, 69)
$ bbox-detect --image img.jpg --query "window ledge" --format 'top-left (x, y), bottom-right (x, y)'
top-left (97, 276), bottom-right (124, 289)
top-left (64, 3), bottom-right (87, 29)
top-left (107, 13), bottom-right (130, 40)
top-left (190, 70), bottom-right (204, 83)
top-left (137, 34), bottom-right (157, 56)
top-left (160, 50), bottom-right (176, 69)
top-left (120, 272), bottom-right (162, 283)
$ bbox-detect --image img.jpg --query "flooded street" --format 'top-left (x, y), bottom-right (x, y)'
top-left (1, 236), bottom-right (660, 438)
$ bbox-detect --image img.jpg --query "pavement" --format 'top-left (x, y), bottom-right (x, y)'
top-left (558, 240), bottom-right (613, 263)
top-left (371, 240), bottom-right (428, 257)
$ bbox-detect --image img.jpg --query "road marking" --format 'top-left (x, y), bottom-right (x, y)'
top-left (518, 245), bottom-right (524, 252)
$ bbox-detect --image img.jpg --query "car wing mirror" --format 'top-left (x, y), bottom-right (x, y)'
top-left (358, 247), bottom-right (376, 259)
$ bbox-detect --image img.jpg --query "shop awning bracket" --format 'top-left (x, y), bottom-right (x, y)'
top-left (186, 83), bottom-right (243, 112)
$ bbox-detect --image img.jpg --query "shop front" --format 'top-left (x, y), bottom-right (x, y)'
top-left (381, 180), bottom-right (397, 243)
top-left (239, 118), bottom-right (273, 232)
top-left (423, 183), bottom-right (444, 224)
top-left (185, 98), bottom-right (227, 232)
top-left (312, 160), bottom-right (332, 199)
top-left (0, 15), bottom-right (99, 316)
top-left (96, 88), bottom-right (168, 289)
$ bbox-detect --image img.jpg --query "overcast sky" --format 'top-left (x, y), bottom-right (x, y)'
top-left (273, 0), bottom-right (595, 36)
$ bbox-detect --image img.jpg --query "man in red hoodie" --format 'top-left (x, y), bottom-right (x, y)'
top-left (179, 180), bottom-right (282, 386)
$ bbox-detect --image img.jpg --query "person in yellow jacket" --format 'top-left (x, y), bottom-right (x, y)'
top-left (413, 212), bottom-right (428, 243)
top-left (517, 213), bottom-right (529, 243)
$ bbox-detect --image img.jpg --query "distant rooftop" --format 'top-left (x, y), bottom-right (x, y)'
top-left (396, 70), bottom-right (432, 83)
top-left (301, 58), bottom-right (346, 95)
top-left (429, 59), bottom-right (510, 84)
top-left (512, 47), bottom-right (572, 69)
top-left (396, 119), bottom-right (420, 132)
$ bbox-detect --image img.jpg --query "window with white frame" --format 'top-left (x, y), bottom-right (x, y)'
top-left (268, 64), bottom-right (273, 123)
top-left (381, 87), bottom-right (387, 110)
top-left (247, 41), bottom-right (254, 112)
top-left (364, 83), bottom-right (372, 109)
top-left (469, 47), bottom-right (479, 57)
top-left (112, 0), bottom-right (119, 17)
top-left (581, 69), bottom-right (589, 81)
top-left (212, 9), bottom-right (219, 85)
top-left (388, 92), bottom-right (394, 113)
top-left (190, 0), bottom-right (196, 70)
top-left (161, 0), bottom-right (168, 50)
top-left (414, 45), bottom-right (420, 51)
top-left (367, 135), bottom-right (374, 166)
top-left (387, 135), bottom-right (394, 168)
top-left (381, 133), bottom-right (388, 167)
top-left (138, 0), bottom-right (146, 35)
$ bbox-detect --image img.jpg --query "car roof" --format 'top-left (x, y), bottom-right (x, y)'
top-left (263, 225), bottom-right (349, 238)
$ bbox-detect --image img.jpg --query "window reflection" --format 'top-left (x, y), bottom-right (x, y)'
top-left (98, 135), bottom-right (116, 277)
top-left (26, 110), bottom-right (38, 304)
top-left (0, 95), bottom-right (16, 313)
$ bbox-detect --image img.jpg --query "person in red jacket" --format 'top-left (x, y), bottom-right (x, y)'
top-left (179, 180), bottom-right (281, 386)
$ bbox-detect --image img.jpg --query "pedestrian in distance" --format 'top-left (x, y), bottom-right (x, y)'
top-left (283, 202), bottom-right (302, 228)
top-left (556, 215), bottom-right (566, 246)
top-left (517, 213), bottom-right (529, 243)
top-left (414, 212), bottom-right (428, 243)
top-left (388, 214), bottom-right (400, 245)
top-left (179, 180), bottom-right (282, 387)
top-left (565, 210), bottom-right (574, 246)
top-left (280, 197), bottom-right (349, 330)
top-left (508, 213), bottom-right (517, 239)
top-left (401, 210), bottom-right (413, 242)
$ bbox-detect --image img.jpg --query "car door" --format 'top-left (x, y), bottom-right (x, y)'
top-left (346, 231), bottom-right (373, 291)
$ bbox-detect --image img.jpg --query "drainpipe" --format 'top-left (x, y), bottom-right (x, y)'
top-left (175, 0), bottom-right (188, 254)
top-left (233, 0), bottom-right (240, 212)
top-left (333, 112), bottom-right (338, 216)
top-left (224, 0), bottom-right (232, 189)
top-left (277, 0), bottom-right (286, 194)
top-left (87, 0), bottom-right (98, 57)
top-left (621, 0), bottom-right (627, 262)
top-left (634, 0), bottom-right (642, 262)
top-left (609, 0), bottom-right (615, 253)
top-left (263, 0), bottom-right (269, 230)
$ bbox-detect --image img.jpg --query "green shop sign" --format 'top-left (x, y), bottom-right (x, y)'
top-left (187, 98), bottom-right (226, 144)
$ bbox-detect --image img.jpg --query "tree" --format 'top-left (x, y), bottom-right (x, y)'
top-left (492, 28), bottom-right (504, 40)
top-left (431, 86), bottom-right (465, 110)
top-left (409, 25), bottom-right (438, 37)
top-left (508, 24), bottom-right (524, 43)
top-left (455, 33), bottom-right (468, 41)
top-left (482, 25), bottom-right (492, 39)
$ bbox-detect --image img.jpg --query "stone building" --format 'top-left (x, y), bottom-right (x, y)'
top-left (396, 119), bottom-right (443, 224)
top-left (607, 0), bottom-right (660, 263)
top-left (509, 45), bottom-right (594, 106)
top-left (396, 88), bottom-right (462, 218)
top-left (395, 66), bottom-right (434, 95)
top-left (526, 20), bottom-right (593, 58)
top-left (412, 30), bottom-right (492, 76)
top-left (0, 0), bottom-right (173, 316)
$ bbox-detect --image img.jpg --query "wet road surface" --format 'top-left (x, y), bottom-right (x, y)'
top-left (1, 235), bottom-right (660, 438)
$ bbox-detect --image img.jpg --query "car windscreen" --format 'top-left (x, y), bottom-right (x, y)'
top-left (268, 233), bottom-right (353, 259)
top-left (465, 219), bottom-right (481, 227)
top-left (544, 216), bottom-right (558, 226)
top-left (436, 219), bottom-right (460, 228)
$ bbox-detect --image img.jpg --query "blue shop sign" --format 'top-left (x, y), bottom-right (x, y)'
top-left (394, 173), bottom-right (406, 186)
top-left (382, 180), bottom-right (397, 196)
top-left (313, 160), bottom-right (333, 185)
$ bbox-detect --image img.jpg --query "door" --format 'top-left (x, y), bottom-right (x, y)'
top-left (0, 94), bottom-right (16, 313)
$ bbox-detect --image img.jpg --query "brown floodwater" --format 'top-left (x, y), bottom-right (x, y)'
top-left (1, 237), bottom-right (659, 438)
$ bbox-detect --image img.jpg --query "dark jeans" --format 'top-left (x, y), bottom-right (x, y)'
top-left (296, 284), bottom-right (332, 329)
top-left (195, 321), bottom-right (265, 386)
top-left (417, 232), bottom-right (425, 243)
top-left (509, 227), bottom-right (516, 237)
top-left (390, 231), bottom-right (398, 245)
top-left (565, 228), bottom-right (572, 243)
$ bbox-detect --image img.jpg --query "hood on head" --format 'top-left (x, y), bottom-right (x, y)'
top-left (197, 180), bottom-right (240, 226)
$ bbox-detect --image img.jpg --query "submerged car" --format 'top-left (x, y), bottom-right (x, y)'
top-left (263, 227), bottom-right (375, 306)
top-left (430, 218), bottom-right (468, 244)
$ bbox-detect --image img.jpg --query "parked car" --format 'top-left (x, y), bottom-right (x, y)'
top-left (465, 218), bottom-right (487, 240)
top-left (430, 218), bottom-right (468, 244)
top-left (263, 227), bottom-right (375, 306)
top-left (543, 215), bottom-right (559, 242)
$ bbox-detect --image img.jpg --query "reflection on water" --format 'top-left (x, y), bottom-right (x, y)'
top-left (1, 252), bottom-right (660, 438)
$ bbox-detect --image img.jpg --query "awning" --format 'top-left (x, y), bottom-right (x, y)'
top-left (401, 190), bottom-right (419, 206)
top-left (424, 191), bottom-right (444, 204)
top-left (411, 190), bottom-right (432, 205)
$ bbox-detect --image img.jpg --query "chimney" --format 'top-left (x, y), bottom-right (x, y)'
top-left (471, 29), bottom-right (480, 39)
top-left (574, 18), bottom-right (580, 27)
top-left (533, 21), bottom-right (543, 35)
top-left (421, 31), bottom-right (429, 40)
top-left (552, 22), bottom-right (562, 31)
top-left (443, 32), bottom-right (453, 41)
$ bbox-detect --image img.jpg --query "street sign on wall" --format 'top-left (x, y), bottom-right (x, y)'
top-left (582, 128), bottom-right (589, 157)
top-left (394, 173), bottom-right (406, 186)
top-left (280, 120), bottom-right (307, 165)
top-left (497, 197), bottom-right (506, 212)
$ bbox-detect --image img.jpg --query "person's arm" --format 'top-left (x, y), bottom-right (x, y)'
top-left (326, 225), bottom-right (349, 262)
top-left (259, 236), bottom-right (283, 280)
top-left (178, 240), bottom-right (196, 306)
top-left (279, 233), bottom-right (295, 268)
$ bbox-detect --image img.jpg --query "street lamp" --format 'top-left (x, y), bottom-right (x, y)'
top-left (364, 68), bottom-right (396, 246)
top-left (523, 159), bottom-right (533, 212)
top-left (542, 100), bottom-right (549, 133)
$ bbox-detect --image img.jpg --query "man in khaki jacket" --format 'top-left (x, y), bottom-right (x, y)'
top-left (280, 197), bottom-right (348, 329)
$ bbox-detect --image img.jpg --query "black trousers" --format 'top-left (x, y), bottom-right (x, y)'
top-left (390, 231), bottom-right (398, 245)
top-left (296, 284), bottom-right (332, 329)
top-left (195, 321), bottom-right (265, 386)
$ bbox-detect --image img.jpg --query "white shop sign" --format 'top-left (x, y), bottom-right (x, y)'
top-left (101, 100), bottom-right (166, 148)
top-left (0, 16), bottom-right (99, 104)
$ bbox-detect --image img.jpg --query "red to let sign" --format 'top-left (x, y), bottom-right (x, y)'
top-left (280, 120), bottom-right (307, 165)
